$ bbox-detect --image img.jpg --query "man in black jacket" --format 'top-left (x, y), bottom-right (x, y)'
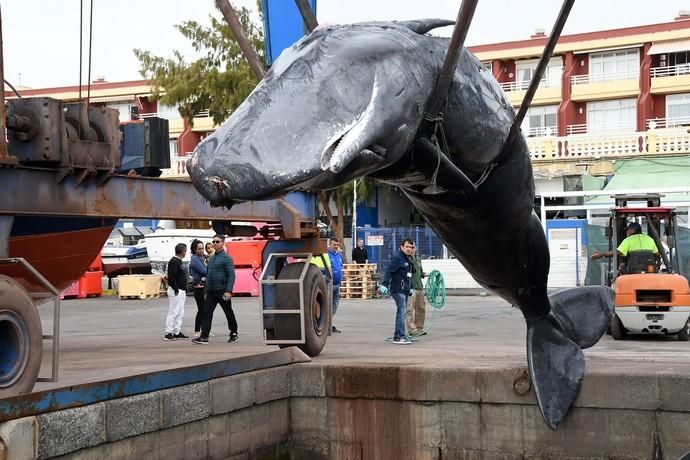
top-left (351, 238), bottom-right (368, 264)
top-left (193, 234), bottom-right (238, 344)
top-left (378, 238), bottom-right (414, 345)
top-left (164, 243), bottom-right (188, 341)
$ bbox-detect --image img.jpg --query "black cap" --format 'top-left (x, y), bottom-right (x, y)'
top-left (627, 222), bottom-right (642, 233)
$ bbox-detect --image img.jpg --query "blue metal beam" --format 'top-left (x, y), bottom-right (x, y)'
top-left (0, 347), bottom-right (310, 423)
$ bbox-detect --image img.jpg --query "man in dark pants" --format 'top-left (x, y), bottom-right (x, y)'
top-left (378, 238), bottom-right (414, 345)
top-left (192, 234), bottom-right (238, 344)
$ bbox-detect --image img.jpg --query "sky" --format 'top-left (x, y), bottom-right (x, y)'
top-left (4, 0), bottom-right (690, 89)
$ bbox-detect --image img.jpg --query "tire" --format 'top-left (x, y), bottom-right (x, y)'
top-left (610, 313), bottom-right (627, 340)
top-left (0, 275), bottom-right (43, 397)
top-left (273, 262), bottom-right (330, 357)
top-left (677, 319), bottom-right (690, 342)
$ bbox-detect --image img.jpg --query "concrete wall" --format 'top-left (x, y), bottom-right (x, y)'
top-left (1, 363), bottom-right (689, 459)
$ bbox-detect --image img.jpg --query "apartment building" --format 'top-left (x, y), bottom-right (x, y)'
top-left (469, 11), bottom-right (690, 205)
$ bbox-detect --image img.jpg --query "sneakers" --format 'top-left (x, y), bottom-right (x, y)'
top-left (192, 337), bottom-right (209, 345)
top-left (174, 332), bottom-right (189, 339)
top-left (331, 326), bottom-right (341, 333)
top-left (228, 333), bottom-right (239, 343)
top-left (164, 333), bottom-right (176, 341)
top-left (391, 337), bottom-right (412, 345)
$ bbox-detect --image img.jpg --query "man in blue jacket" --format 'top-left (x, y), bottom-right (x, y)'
top-left (328, 237), bottom-right (343, 333)
top-left (192, 234), bottom-right (238, 345)
top-left (379, 238), bottom-right (415, 344)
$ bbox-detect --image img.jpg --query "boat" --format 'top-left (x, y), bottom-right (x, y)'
top-left (6, 216), bottom-right (117, 293)
top-left (100, 241), bottom-right (151, 277)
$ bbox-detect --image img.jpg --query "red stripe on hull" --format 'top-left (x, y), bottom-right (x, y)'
top-left (4, 225), bottom-right (115, 293)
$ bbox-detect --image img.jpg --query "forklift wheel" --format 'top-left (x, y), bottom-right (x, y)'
top-left (610, 314), bottom-right (627, 340)
top-left (677, 319), bottom-right (690, 342)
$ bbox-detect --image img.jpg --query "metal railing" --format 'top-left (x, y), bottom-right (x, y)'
top-left (139, 110), bottom-right (211, 120)
top-left (571, 69), bottom-right (639, 85)
top-left (647, 116), bottom-right (690, 129)
top-left (525, 125), bottom-right (557, 137)
top-left (566, 120), bottom-right (636, 135)
top-left (499, 79), bottom-right (561, 92)
top-left (650, 64), bottom-right (690, 78)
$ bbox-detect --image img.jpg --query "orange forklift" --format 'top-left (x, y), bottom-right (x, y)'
top-left (600, 194), bottom-right (690, 340)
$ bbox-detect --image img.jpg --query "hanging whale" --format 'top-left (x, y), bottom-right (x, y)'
top-left (187, 19), bottom-right (614, 430)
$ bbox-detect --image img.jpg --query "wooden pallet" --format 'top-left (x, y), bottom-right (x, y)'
top-left (343, 263), bottom-right (377, 273)
top-left (118, 292), bottom-right (160, 300)
top-left (342, 291), bottom-right (376, 299)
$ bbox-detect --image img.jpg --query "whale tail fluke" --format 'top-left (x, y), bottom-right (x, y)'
top-left (527, 286), bottom-right (614, 430)
top-left (527, 317), bottom-right (584, 430)
top-left (549, 286), bottom-right (615, 349)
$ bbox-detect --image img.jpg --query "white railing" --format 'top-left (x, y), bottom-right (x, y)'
top-left (499, 79), bottom-right (560, 92)
top-left (650, 64), bottom-right (690, 78)
top-left (160, 154), bottom-right (191, 178)
top-left (646, 116), bottom-right (690, 129)
top-left (140, 111), bottom-right (182, 120)
top-left (566, 120), bottom-right (636, 135)
top-left (571, 69), bottom-right (640, 85)
top-left (525, 125), bottom-right (557, 137)
top-left (527, 127), bottom-right (690, 161)
top-left (139, 110), bottom-right (211, 120)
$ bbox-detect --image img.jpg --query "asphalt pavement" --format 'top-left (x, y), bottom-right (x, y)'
top-left (32, 292), bottom-right (690, 391)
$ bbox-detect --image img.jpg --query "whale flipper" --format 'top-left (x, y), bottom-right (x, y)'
top-left (549, 286), bottom-right (614, 349)
top-left (527, 317), bottom-right (585, 430)
top-left (413, 137), bottom-right (477, 195)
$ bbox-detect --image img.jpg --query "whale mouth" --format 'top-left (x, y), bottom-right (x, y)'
top-left (320, 124), bottom-right (386, 173)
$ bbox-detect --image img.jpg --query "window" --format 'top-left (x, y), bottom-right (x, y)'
top-left (515, 58), bottom-right (562, 90)
top-left (169, 138), bottom-right (179, 157)
top-left (589, 49), bottom-right (639, 82)
top-left (482, 61), bottom-right (492, 72)
top-left (108, 100), bottom-right (134, 122)
top-left (522, 105), bottom-right (558, 137)
top-left (586, 98), bottom-right (637, 133)
top-left (666, 93), bottom-right (690, 127)
top-left (158, 102), bottom-right (182, 120)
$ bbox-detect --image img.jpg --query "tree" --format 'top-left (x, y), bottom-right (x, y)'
top-left (133, 4), bottom-right (263, 126)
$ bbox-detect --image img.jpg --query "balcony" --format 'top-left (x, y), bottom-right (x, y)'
top-left (566, 120), bottom-right (636, 135)
top-left (646, 116), bottom-right (690, 129)
top-left (160, 154), bottom-right (193, 178)
top-left (139, 110), bottom-right (217, 135)
top-left (650, 64), bottom-right (690, 94)
top-left (527, 125), bottom-right (690, 163)
top-left (570, 70), bottom-right (639, 101)
top-left (498, 80), bottom-right (561, 106)
top-left (524, 125), bottom-right (557, 137)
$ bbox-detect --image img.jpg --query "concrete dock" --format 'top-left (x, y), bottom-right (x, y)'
top-left (0, 294), bottom-right (686, 459)
top-left (35, 294), bottom-right (690, 389)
